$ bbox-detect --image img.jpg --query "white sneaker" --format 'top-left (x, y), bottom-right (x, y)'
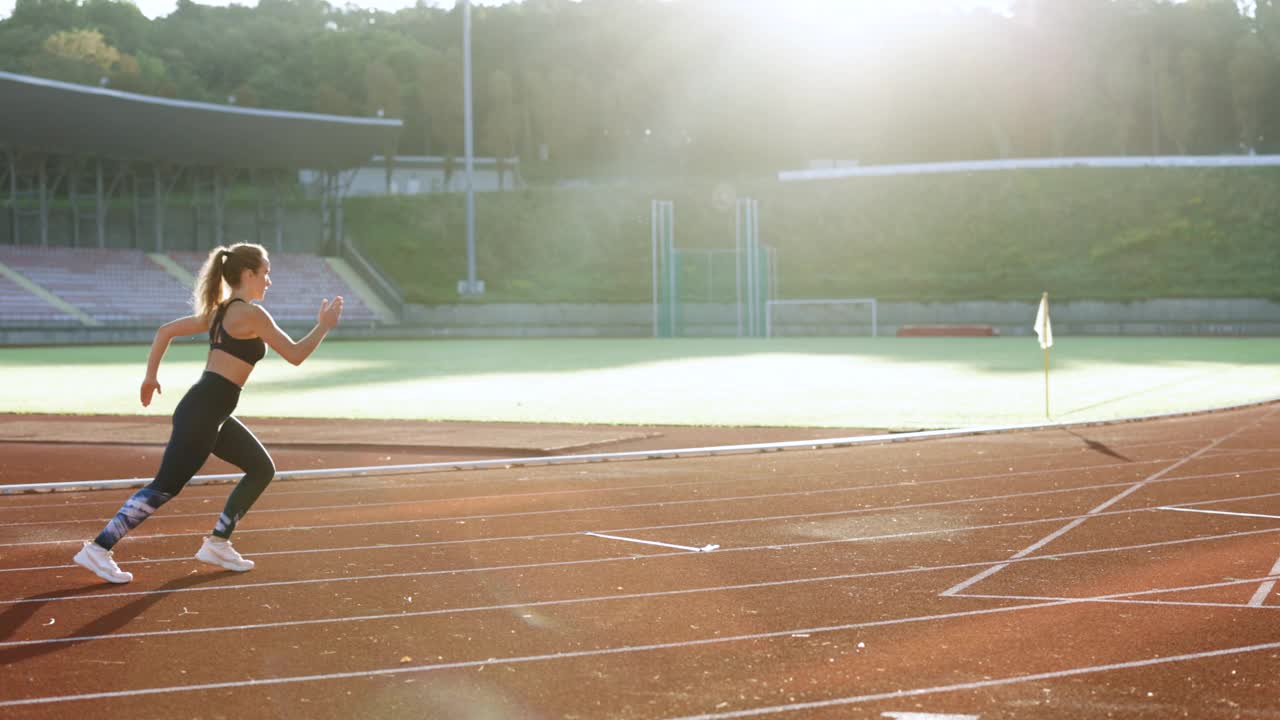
top-left (73, 540), bottom-right (133, 584)
top-left (195, 537), bottom-right (254, 571)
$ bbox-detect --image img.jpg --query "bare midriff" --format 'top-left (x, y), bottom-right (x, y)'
top-left (205, 349), bottom-right (254, 387)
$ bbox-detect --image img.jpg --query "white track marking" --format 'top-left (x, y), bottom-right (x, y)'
top-left (1159, 506), bottom-right (1280, 521)
top-left (0, 600), bottom-right (1077, 707)
top-left (1250, 552), bottom-right (1280, 607)
top-left (665, 640), bottom-right (1280, 719)
top-left (940, 415), bottom-right (1270, 597)
top-left (5, 529), bottom-right (1278, 647)
top-left (7, 581), bottom-right (1280, 709)
top-left (7, 461), bottom-right (1280, 569)
top-left (0, 477), bottom-right (1147, 548)
top-left (0, 477), bottom-right (727, 517)
top-left (3, 423), bottom-right (1084, 495)
top-left (948, 596), bottom-right (1275, 609)
top-left (882, 713), bottom-right (979, 720)
top-left (955, 573), bottom-right (1280, 603)
top-left (4, 462), bottom-right (1263, 550)
top-left (6, 484), bottom-right (1280, 584)
top-left (583, 532), bottom-right (718, 552)
top-left (0, 457), bottom-right (1170, 528)
top-left (0, 434), bottom-right (1202, 513)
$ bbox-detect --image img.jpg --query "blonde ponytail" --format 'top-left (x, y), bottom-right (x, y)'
top-left (191, 243), bottom-right (268, 320)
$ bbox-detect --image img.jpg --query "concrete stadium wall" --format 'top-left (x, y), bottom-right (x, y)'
top-left (6, 299), bottom-right (1280, 345)
top-left (404, 299), bottom-right (1280, 338)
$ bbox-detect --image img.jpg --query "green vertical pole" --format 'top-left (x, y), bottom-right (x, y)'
top-left (653, 200), bottom-right (677, 337)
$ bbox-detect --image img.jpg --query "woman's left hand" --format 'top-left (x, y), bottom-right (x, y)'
top-left (141, 378), bottom-right (162, 407)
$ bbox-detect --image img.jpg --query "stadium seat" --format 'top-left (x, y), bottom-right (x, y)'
top-left (0, 246), bottom-right (190, 325)
top-left (168, 251), bottom-right (378, 324)
top-left (0, 247), bottom-right (379, 328)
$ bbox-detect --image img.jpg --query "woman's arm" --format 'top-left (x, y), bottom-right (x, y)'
top-left (245, 298), bottom-right (343, 366)
top-left (141, 314), bottom-right (209, 407)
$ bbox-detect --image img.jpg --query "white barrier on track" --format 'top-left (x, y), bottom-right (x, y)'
top-left (5, 396), bottom-right (1278, 496)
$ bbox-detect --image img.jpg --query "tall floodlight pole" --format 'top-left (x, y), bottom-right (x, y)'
top-left (459, 0), bottom-right (483, 295)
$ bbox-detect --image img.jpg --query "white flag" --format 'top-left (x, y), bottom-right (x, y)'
top-left (1034, 292), bottom-right (1053, 350)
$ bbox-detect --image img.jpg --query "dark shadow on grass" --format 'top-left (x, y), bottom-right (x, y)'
top-left (0, 571), bottom-right (232, 665)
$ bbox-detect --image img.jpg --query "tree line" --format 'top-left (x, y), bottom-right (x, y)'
top-left (2, 0), bottom-right (1278, 178)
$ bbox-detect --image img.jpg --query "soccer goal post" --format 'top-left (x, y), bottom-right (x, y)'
top-left (765, 298), bottom-right (878, 338)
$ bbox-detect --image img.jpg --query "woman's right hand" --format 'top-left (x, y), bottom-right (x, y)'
top-left (140, 377), bottom-right (162, 407)
top-left (319, 296), bottom-right (344, 329)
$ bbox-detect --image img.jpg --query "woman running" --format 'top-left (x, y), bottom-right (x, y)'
top-left (73, 242), bottom-right (343, 583)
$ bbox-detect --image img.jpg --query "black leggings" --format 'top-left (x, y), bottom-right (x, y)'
top-left (94, 371), bottom-right (275, 550)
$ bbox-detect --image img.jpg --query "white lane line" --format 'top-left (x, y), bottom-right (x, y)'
top-left (1159, 506), bottom-right (1280, 521)
top-left (1250, 552), bottom-right (1280, 607)
top-left (880, 707), bottom-right (977, 712)
top-left (942, 596), bottom-right (1273, 610)
top-left (7, 460), bottom-right (1280, 570)
top-left (9, 479), bottom-right (1280, 586)
top-left (950, 590), bottom-right (1280, 609)
top-left (665, 639), bottom-right (1280, 719)
top-left (0, 435), bottom-right (1198, 512)
top-left (0, 477), bottom-right (1141, 548)
top-left (583, 532), bottom-right (718, 553)
top-left (0, 599), bottom-right (1077, 707)
top-left (5, 446), bottom-right (1193, 527)
top-left (0, 457), bottom-right (1168, 529)
top-left (3, 421), bottom-right (1087, 495)
top-left (0, 477), bottom-right (730, 520)
top-left (0, 463), bottom-right (1235, 549)
top-left (5, 528), bottom-right (1278, 646)
top-left (7, 575), bottom-right (1280, 709)
top-left (6, 448), bottom-right (1274, 547)
top-left (954, 572), bottom-right (1280, 603)
top-left (939, 563), bottom-right (1009, 597)
top-left (940, 416), bottom-right (1269, 597)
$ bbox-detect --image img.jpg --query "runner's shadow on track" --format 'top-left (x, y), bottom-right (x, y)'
top-left (1061, 428), bottom-right (1133, 463)
top-left (0, 571), bottom-right (231, 664)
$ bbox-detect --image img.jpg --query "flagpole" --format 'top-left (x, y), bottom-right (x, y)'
top-left (1035, 291), bottom-right (1051, 419)
top-left (1043, 344), bottom-right (1050, 418)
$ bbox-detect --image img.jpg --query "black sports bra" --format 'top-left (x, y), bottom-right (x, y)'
top-left (209, 299), bottom-right (266, 365)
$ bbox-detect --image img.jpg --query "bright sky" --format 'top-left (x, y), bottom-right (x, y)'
top-left (0, 0), bottom-right (1014, 23)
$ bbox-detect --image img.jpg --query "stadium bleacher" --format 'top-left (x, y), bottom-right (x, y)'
top-left (168, 251), bottom-right (378, 324)
top-left (0, 246), bottom-right (191, 325)
top-left (0, 269), bottom-right (81, 326)
top-left (0, 247), bottom-right (379, 327)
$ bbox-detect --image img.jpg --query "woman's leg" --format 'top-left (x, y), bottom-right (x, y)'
top-left (208, 416), bottom-right (275, 539)
top-left (76, 381), bottom-right (228, 583)
top-left (92, 395), bottom-right (222, 551)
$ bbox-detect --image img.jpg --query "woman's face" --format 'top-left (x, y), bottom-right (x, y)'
top-left (241, 259), bottom-right (272, 301)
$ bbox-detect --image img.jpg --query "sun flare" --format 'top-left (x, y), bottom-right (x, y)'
top-left (739, 0), bottom-right (1012, 50)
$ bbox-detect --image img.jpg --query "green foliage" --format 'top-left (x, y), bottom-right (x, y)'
top-left (348, 168), bottom-right (1280, 304)
top-left (6, 0), bottom-right (1280, 173)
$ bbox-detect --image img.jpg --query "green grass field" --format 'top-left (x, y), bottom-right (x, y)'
top-left (2, 337), bottom-right (1277, 430)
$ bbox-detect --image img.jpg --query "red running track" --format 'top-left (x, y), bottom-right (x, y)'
top-left (3, 405), bottom-right (1280, 718)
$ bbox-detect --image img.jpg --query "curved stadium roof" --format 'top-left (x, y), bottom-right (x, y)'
top-left (0, 71), bottom-right (401, 170)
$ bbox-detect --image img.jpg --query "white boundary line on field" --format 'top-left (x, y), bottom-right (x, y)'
top-left (6, 396), bottom-right (1278, 495)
